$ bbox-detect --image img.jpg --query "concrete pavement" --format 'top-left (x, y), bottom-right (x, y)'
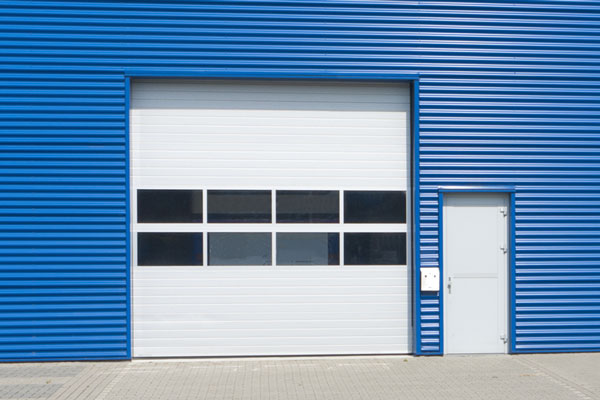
top-left (0, 353), bottom-right (598, 400)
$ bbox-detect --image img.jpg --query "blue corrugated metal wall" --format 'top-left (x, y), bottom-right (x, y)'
top-left (0, 0), bottom-right (599, 360)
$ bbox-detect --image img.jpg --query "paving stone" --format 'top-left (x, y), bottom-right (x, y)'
top-left (0, 364), bottom-right (84, 379)
top-left (0, 384), bottom-right (61, 399)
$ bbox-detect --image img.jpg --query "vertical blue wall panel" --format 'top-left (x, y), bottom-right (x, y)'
top-left (0, 0), bottom-right (599, 360)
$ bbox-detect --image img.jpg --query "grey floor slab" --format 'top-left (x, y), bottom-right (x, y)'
top-left (0, 354), bottom-right (598, 400)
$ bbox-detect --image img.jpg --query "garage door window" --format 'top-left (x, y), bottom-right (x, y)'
top-left (136, 189), bottom-right (406, 267)
top-left (207, 190), bottom-right (271, 223)
top-left (138, 232), bottom-right (203, 266)
top-left (276, 191), bottom-right (339, 223)
top-left (344, 191), bottom-right (406, 223)
top-left (138, 190), bottom-right (203, 223)
top-left (208, 232), bottom-right (272, 266)
top-left (344, 233), bottom-right (406, 265)
top-left (276, 233), bottom-right (339, 265)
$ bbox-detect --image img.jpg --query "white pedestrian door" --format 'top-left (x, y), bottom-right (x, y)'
top-left (443, 193), bottom-right (509, 354)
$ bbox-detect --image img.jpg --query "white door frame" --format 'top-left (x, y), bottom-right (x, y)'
top-left (439, 188), bottom-right (515, 354)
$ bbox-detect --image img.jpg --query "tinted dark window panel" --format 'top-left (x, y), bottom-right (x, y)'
top-left (208, 233), bottom-right (271, 265)
top-left (344, 191), bottom-right (406, 223)
top-left (276, 233), bottom-right (339, 265)
top-left (138, 190), bottom-right (203, 223)
top-left (138, 233), bottom-right (203, 266)
top-left (207, 190), bottom-right (271, 223)
top-left (276, 190), bottom-right (339, 223)
top-left (344, 233), bottom-right (406, 265)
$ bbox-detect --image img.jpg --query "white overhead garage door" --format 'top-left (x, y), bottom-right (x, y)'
top-left (130, 79), bottom-right (412, 357)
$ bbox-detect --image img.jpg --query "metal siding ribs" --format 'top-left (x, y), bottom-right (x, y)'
top-left (0, 0), bottom-right (599, 359)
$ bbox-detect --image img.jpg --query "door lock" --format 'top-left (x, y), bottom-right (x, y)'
top-left (500, 245), bottom-right (507, 254)
top-left (447, 277), bottom-right (452, 294)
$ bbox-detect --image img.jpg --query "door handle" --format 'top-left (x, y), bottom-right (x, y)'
top-left (447, 276), bottom-right (452, 294)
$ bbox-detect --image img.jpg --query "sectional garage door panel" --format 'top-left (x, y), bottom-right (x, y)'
top-left (133, 268), bottom-right (410, 357)
top-left (130, 80), bottom-right (411, 357)
top-left (131, 80), bottom-right (409, 190)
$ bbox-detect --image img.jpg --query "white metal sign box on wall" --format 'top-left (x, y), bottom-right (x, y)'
top-left (2, 1), bottom-right (599, 362)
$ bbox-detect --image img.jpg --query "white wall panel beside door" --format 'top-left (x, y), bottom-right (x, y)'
top-left (131, 79), bottom-right (411, 357)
